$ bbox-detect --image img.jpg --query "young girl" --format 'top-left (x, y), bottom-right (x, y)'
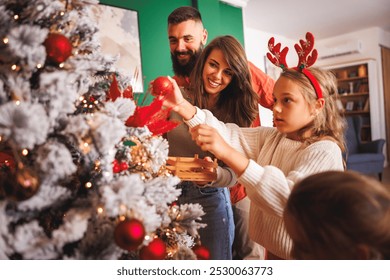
top-left (167, 35), bottom-right (264, 260)
top-left (163, 33), bottom-right (346, 259)
top-left (284, 170), bottom-right (390, 259)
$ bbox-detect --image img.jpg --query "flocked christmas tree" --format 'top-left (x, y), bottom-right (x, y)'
top-left (0, 0), bottom-right (208, 260)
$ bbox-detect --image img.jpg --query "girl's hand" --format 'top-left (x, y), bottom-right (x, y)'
top-left (195, 156), bottom-right (216, 187)
top-left (190, 124), bottom-right (232, 161)
top-left (159, 76), bottom-right (186, 111)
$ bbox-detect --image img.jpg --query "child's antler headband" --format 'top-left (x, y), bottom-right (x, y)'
top-left (267, 32), bottom-right (323, 99)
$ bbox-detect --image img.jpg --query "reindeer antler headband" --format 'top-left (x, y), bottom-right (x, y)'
top-left (267, 32), bottom-right (323, 99)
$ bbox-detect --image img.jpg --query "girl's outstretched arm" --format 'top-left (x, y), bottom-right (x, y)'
top-left (190, 124), bottom-right (250, 177)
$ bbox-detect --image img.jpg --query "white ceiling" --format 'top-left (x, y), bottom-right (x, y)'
top-left (243, 0), bottom-right (390, 40)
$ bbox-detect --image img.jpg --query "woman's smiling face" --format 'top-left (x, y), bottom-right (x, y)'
top-left (202, 48), bottom-right (233, 97)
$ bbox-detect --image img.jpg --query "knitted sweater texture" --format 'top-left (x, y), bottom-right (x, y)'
top-left (185, 108), bottom-right (344, 259)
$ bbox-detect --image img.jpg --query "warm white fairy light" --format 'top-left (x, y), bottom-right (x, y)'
top-left (59, 63), bottom-right (64, 68)
top-left (79, 96), bottom-right (84, 101)
top-left (80, 139), bottom-right (91, 154)
top-left (144, 235), bottom-right (151, 241)
top-left (97, 207), bottom-right (104, 214)
top-left (15, 100), bottom-right (20, 105)
top-left (94, 160), bottom-right (101, 171)
top-left (36, 64), bottom-right (42, 69)
top-left (119, 215), bottom-right (126, 222)
top-left (13, 15), bottom-right (19, 20)
top-left (11, 65), bottom-right (17, 71)
top-left (119, 204), bottom-right (127, 213)
top-left (3, 37), bottom-right (8, 44)
top-left (21, 149), bottom-right (28, 156)
top-left (85, 182), bottom-right (92, 188)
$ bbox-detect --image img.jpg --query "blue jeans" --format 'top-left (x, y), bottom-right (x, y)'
top-left (177, 182), bottom-right (234, 260)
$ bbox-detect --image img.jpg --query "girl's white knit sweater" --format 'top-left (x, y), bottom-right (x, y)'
top-left (185, 108), bottom-right (344, 259)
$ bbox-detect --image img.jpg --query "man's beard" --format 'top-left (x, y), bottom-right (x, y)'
top-left (171, 45), bottom-right (203, 77)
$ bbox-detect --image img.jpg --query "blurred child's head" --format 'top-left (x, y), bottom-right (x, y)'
top-left (284, 170), bottom-right (390, 259)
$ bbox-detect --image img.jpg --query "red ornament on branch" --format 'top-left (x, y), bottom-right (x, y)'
top-left (152, 76), bottom-right (174, 97)
top-left (44, 33), bottom-right (73, 64)
top-left (192, 244), bottom-right (210, 260)
top-left (139, 238), bottom-right (167, 260)
top-left (114, 218), bottom-right (145, 251)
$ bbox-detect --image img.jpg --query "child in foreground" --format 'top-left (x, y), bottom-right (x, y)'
top-left (284, 170), bottom-right (390, 259)
top-left (162, 32), bottom-right (346, 259)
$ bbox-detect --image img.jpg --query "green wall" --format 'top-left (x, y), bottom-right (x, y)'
top-left (100, 0), bottom-right (244, 104)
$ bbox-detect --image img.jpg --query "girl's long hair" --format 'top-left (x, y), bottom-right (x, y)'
top-left (281, 68), bottom-right (346, 152)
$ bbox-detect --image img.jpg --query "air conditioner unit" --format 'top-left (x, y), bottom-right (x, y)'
top-left (219, 0), bottom-right (250, 8)
top-left (318, 40), bottom-right (362, 60)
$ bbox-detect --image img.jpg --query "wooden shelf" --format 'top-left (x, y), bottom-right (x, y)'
top-left (344, 110), bottom-right (370, 115)
top-left (337, 76), bottom-right (368, 82)
top-left (339, 92), bottom-right (368, 98)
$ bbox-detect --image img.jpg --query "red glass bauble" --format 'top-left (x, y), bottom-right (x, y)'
top-left (44, 33), bottom-right (73, 64)
top-left (119, 162), bottom-right (129, 171)
top-left (192, 244), bottom-right (210, 260)
top-left (112, 163), bottom-right (121, 173)
top-left (114, 218), bottom-right (145, 251)
top-left (152, 76), bottom-right (173, 97)
top-left (139, 238), bottom-right (166, 260)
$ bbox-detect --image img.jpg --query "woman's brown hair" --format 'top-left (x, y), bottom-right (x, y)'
top-left (189, 35), bottom-right (258, 127)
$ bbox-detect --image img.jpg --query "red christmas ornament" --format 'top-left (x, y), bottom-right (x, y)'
top-left (112, 160), bottom-right (121, 173)
top-left (139, 238), bottom-right (166, 260)
top-left (152, 76), bottom-right (174, 97)
top-left (192, 244), bottom-right (210, 260)
top-left (120, 161), bottom-right (129, 171)
top-left (44, 33), bottom-right (73, 64)
top-left (114, 218), bottom-right (145, 251)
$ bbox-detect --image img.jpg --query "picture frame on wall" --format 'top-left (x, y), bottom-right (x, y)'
top-left (92, 4), bottom-right (143, 92)
top-left (264, 55), bottom-right (282, 80)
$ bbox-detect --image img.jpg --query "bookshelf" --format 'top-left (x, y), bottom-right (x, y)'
top-left (330, 62), bottom-right (372, 141)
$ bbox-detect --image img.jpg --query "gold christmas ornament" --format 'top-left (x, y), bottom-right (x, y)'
top-left (0, 164), bottom-right (40, 201)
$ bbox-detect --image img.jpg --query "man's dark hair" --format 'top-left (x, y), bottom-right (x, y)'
top-left (168, 6), bottom-right (202, 25)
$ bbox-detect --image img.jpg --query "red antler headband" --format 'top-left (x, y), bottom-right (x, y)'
top-left (267, 32), bottom-right (323, 99)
